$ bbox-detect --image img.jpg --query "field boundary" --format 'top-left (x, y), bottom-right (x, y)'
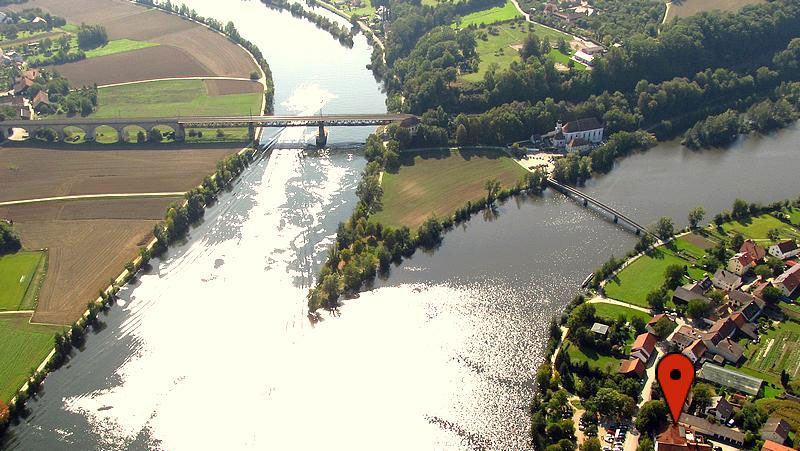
top-left (18, 250), bottom-right (47, 311)
top-left (98, 76), bottom-right (257, 89)
top-left (0, 193), bottom-right (185, 207)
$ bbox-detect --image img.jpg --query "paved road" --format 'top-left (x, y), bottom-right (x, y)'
top-left (0, 192), bottom-right (185, 207)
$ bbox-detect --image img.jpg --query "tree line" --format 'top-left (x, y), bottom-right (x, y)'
top-left (260, 0), bottom-right (355, 47)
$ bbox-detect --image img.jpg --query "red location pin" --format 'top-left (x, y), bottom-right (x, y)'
top-left (656, 353), bottom-right (695, 424)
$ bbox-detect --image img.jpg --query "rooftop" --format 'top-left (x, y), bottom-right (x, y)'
top-left (562, 117), bottom-right (601, 133)
top-left (696, 362), bottom-right (764, 395)
top-left (591, 322), bottom-right (609, 335)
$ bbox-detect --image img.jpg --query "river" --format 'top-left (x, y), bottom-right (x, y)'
top-left (4, 0), bottom-right (800, 449)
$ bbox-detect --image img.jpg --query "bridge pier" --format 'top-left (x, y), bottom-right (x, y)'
top-left (248, 123), bottom-right (255, 142)
top-left (175, 124), bottom-right (185, 142)
top-left (613, 215), bottom-right (618, 224)
top-left (583, 198), bottom-right (588, 207)
top-left (316, 122), bottom-right (327, 148)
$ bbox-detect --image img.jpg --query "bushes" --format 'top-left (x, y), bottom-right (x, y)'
top-left (0, 221), bottom-right (22, 254)
top-left (76, 24), bottom-right (108, 50)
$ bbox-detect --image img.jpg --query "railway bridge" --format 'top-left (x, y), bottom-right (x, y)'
top-left (0, 113), bottom-right (417, 146)
top-left (546, 178), bottom-right (649, 235)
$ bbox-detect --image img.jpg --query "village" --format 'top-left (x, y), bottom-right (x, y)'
top-left (542, 203), bottom-right (800, 451)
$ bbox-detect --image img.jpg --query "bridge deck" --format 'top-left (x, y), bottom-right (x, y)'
top-left (547, 178), bottom-right (649, 234)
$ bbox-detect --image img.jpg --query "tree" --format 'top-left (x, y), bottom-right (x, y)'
top-left (761, 286), bottom-right (783, 305)
top-left (356, 175), bottom-right (383, 213)
top-left (521, 32), bottom-right (541, 59)
top-left (567, 303), bottom-right (596, 332)
top-left (688, 206), bottom-right (705, 228)
top-left (588, 388), bottom-right (635, 420)
top-left (631, 316), bottom-right (647, 334)
top-left (767, 228), bottom-right (781, 242)
top-left (76, 24), bottom-right (108, 49)
top-left (732, 198), bottom-right (749, 219)
top-left (664, 264), bottom-right (685, 289)
top-left (536, 363), bottom-right (552, 393)
top-left (731, 233), bottom-right (745, 252)
top-left (581, 437), bottom-right (602, 451)
top-left (651, 216), bottom-right (674, 240)
top-left (766, 256), bottom-right (785, 275)
top-left (780, 369), bottom-right (789, 388)
top-left (637, 436), bottom-right (654, 451)
top-left (148, 128), bottom-right (162, 142)
top-left (754, 265), bottom-right (772, 279)
top-left (136, 130), bottom-right (145, 143)
top-left (455, 123), bottom-right (468, 145)
top-left (687, 298), bottom-right (710, 320)
top-left (652, 317), bottom-right (675, 339)
top-left (0, 400), bottom-right (8, 424)
top-left (484, 178), bottom-right (501, 203)
top-left (692, 383), bottom-right (715, 411)
top-left (647, 289), bottom-right (666, 311)
top-left (636, 400), bottom-right (668, 434)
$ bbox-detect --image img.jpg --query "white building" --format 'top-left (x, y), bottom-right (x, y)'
top-left (561, 117), bottom-right (603, 143)
top-left (768, 240), bottom-right (799, 260)
top-left (727, 252), bottom-right (755, 276)
top-left (573, 49), bottom-right (594, 66)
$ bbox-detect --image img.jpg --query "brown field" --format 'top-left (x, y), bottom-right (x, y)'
top-left (664, 0), bottom-right (765, 22)
top-left (0, 198), bottom-right (177, 324)
top-left (205, 79), bottom-right (264, 96)
top-left (9, 0), bottom-right (258, 83)
top-left (0, 144), bottom-right (242, 202)
top-left (55, 46), bottom-right (213, 87)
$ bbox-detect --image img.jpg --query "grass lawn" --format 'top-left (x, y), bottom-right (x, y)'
top-left (664, 0), bottom-right (764, 23)
top-left (0, 251), bottom-right (45, 311)
top-left (452, 0), bottom-right (522, 28)
top-left (564, 341), bottom-right (619, 373)
top-left (716, 214), bottom-right (800, 242)
top-left (592, 302), bottom-right (652, 324)
top-left (546, 48), bottom-right (587, 71)
top-left (84, 39), bottom-right (159, 59)
top-left (604, 245), bottom-right (693, 307)
top-left (742, 321), bottom-right (800, 381)
top-left (185, 127), bottom-right (251, 143)
top-left (91, 79), bottom-right (262, 119)
top-left (370, 147), bottom-right (528, 229)
top-left (0, 315), bottom-right (63, 403)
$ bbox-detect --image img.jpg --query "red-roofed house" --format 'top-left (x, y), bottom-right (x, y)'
top-left (656, 424), bottom-right (713, 451)
top-left (631, 332), bottom-right (658, 363)
top-left (728, 252), bottom-right (757, 276)
top-left (762, 441), bottom-right (794, 451)
top-left (774, 264), bottom-right (800, 296)
top-left (740, 239), bottom-right (766, 261)
top-left (619, 358), bottom-right (645, 378)
top-left (683, 339), bottom-right (707, 364)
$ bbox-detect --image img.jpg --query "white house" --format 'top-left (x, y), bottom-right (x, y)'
top-left (774, 264), bottom-right (800, 296)
top-left (562, 117), bottom-right (603, 143)
top-left (768, 240), bottom-right (799, 260)
top-left (682, 339), bottom-right (707, 364)
top-left (573, 49), bottom-right (594, 66)
top-left (630, 332), bottom-right (657, 363)
top-left (727, 252), bottom-right (756, 276)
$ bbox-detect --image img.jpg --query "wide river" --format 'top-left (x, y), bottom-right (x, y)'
top-left (5, 1), bottom-right (800, 449)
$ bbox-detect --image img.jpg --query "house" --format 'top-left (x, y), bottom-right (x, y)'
top-left (573, 49), bottom-right (595, 66)
top-left (13, 77), bottom-right (33, 95)
top-left (729, 291), bottom-right (765, 321)
top-left (728, 252), bottom-right (756, 276)
top-left (553, 10), bottom-right (581, 23)
top-left (567, 137), bottom-right (591, 153)
top-left (741, 239), bottom-right (767, 261)
top-left (619, 358), bottom-right (645, 378)
top-left (32, 91), bottom-right (51, 112)
top-left (400, 116), bottom-right (419, 136)
top-left (704, 396), bottom-right (734, 422)
top-left (5, 50), bottom-right (22, 64)
top-left (694, 276), bottom-right (714, 292)
top-left (708, 317), bottom-right (737, 339)
top-left (762, 440), bottom-right (794, 451)
top-left (761, 418), bottom-right (791, 445)
top-left (562, 117), bottom-right (603, 143)
top-left (655, 424), bottom-right (713, 451)
top-left (581, 44), bottom-right (604, 55)
top-left (591, 322), bottom-right (609, 335)
top-left (774, 264), bottom-right (800, 296)
top-left (631, 332), bottom-right (658, 363)
top-left (543, 3), bottom-right (559, 14)
top-left (672, 282), bottom-right (710, 305)
top-left (682, 339), bottom-right (707, 364)
top-left (670, 325), bottom-right (702, 349)
top-left (31, 16), bottom-right (48, 28)
top-left (769, 240), bottom-right (799, 260)
top-left (730, 312), bottom-right (758, 339)
top-left (646, 313), bottom-right (667, 333)
top-left (703, 333), bottom-right (743, 364)
top-left (679, 413), bottom-right (745, 447)
top-left (712, 269), bottom-right (742, 291)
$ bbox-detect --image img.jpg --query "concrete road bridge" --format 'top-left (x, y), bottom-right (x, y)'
top-left (0, 113), bottom-right (417, 146)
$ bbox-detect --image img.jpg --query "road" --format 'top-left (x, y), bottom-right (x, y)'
top-left (0, 192), bottom-right (185, 207)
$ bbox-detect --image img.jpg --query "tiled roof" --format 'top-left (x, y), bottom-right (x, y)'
top-left (562, 117), bottom-right (602, 133)
top-left (632, 332), bottom-right (657, 354)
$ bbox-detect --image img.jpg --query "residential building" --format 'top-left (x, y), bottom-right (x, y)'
top-left (761, 418), bottom-right (791, 445)
top-left (32, 91), bottom-right (51, 113)
top-left (762, 440), bottom-right (794, 451)
top-left (682, 339), bottom-right (707, 364)
top-left (728, 252), bottom-right (756, 276)
top-left (741, 239), bottom-right (767, 261)
top-left (679, 413), bottom-right (745, 447)
top-left (618, 358), bottom-right (645, 378)
top-left (712, 269), bottom-right (742, 291)
top-left (704, 396), bottom-right (734, 422)
top-left (703, 334), bottom-right (743, 363)
top-left (646, 313), bottom-right (667, 334)
top-left (567, 137), bottom-right (590, 153)
top-left (561, 117), bottom-right (603, 143)
top-left (655, 424), bottom-right (713, 451)
top-left (581, 44), bottom-right (604, 55)
top-left (573, 49), bottom-right (594, 66)
top-left (631, 332), bottom-right (658, 363)
top-left (673, 285), bottom-right (711, 305)
top-left (670, 325), bottom-right (702, 350)
top-left (696, 362), bottom-right (764, 396)
top-left (774, 264), bottom-right (800, 296)
top-left (769, 240), bottom-right (800, 260)
top-left (730, 312), bottom-right (758, 339)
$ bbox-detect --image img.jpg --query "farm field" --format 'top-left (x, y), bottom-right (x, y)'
top-left (0, 144), bottom-right (243, 202)
top-left (453, 0), bottom-right (522, 28)
top-left (0, 251), bottom-right (44, 311)
top-left (743, 321), bottom-right (800, 381)
top-left (756, 399), bottom-right (800, 431)
top-left (462, 21), bottom-right (586, 82)
top-left (88, 79), bottom-right (262, 119)
top-left (11, 0), bottom-right (259, 84)
top-left (84, 38), bottom-right (159, 59)
top-left (371, 148), bottom-right (528, 229)
top-left (604, 238), bottom-right (703, 307)
top-left (664, 0), bottom-right (766, 23)
top-left (0, 314), bottom-right (64, 403)
top-left (0, 198), bottom-right (180, 324)
top-left (592, 302), bottom-right (652, 324)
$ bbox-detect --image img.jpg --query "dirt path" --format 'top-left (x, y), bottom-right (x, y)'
top-left (587, 296), bottom-right (652, 314)
top-left (0, 192), bottom-right (185, 207)
top-left (98, 76), bottom-right (256, 89)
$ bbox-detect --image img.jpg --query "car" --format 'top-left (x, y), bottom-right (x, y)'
top-left (579, 425), bottom-right (585, 431)
top-left (604, 437), bottom-right (613, 443)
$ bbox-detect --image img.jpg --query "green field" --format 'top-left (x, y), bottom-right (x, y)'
top-left (716, 214), bottom-right (800, 242)
top-left (91, 80), bottom-right (262, 119)
top-left (371, 148), bottom-right (528, 229)
top-left (461, 21), bottom-right (586, 82)
top-left (0, 315), bottom-right (63, 403)
top-left (453, 0), bottom-right (522, 28)
top-left (564, 341), bottom-right (619, 373)
top-left (0, 251), bottom-right (45, 311)
top-left (546, 48), bottom-right (587, 71)
top-left (743, 321), bottom-right (800, 381)
top-left (592, 302), bottom-right (652, 324)
top-left (85, 39), bottom-right (159, 58)
top-left (604, 244), bottom-right (694, 307)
